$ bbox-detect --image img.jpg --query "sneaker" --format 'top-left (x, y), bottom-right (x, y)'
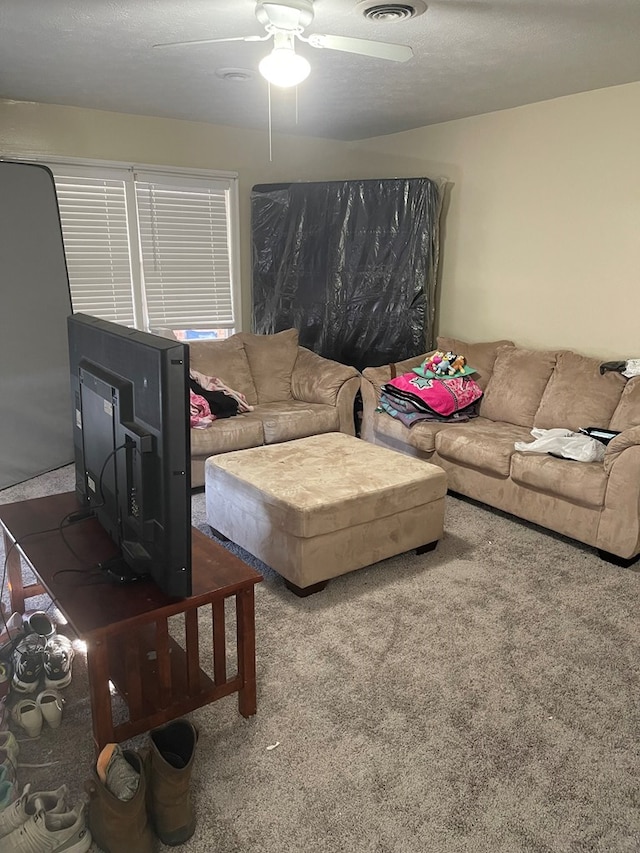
top-left (0, 763), bottom-right (15, 786)
top-left (0, 662), bottom-right (10, 702)
top-left (11, 698), bottom-right (43, 739)
top-left (11, 635), bottom-right (45, 694)
top-left (36, 690), bottom-right (64, 730)
top-left (0, 612), bottom-right (24, 652)
top-left (0, 732), bottom-right (19, 767)
top-left (0, 779), bottom-right (17, 811)
top-left (0, 783), bottom-right (68, 839)
top-left (23, 612), bottom-right (56, 640)
top-left (43, 636), bottom-right (74, 690)
top-left (3, 801), bottom-right (91, 853)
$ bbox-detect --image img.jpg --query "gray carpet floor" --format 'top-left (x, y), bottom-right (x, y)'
top-left (1, 464), bottom-right (640, 852)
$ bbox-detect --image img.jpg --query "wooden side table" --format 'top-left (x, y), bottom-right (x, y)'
top-left (0, 491), bottom-right (262, 753)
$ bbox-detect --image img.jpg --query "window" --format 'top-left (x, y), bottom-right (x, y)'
top-left (45, 161), bottom-right (240, 337)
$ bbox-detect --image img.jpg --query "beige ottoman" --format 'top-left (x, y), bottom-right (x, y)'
top-left (205, 432), bottom-right (447, 595)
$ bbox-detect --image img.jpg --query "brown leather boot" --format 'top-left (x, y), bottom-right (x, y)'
top-left (146, 719), bottom-right (197, 846)
top-left (85, 747), bottom-right (155, 853)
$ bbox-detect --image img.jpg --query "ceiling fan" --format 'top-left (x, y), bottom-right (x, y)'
top-left (153, 0), bottom-right (414, 88)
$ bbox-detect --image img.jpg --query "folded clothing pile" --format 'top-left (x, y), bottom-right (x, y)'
top-left (379, 352), bottom-right (484, 426)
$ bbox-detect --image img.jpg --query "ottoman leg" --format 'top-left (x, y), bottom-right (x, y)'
top-left (209, 526), bottom-right (229, 542)
top-left (284, 579), bottom-right (329, 597)
top-left (416, 540), bottom-right (438, 555)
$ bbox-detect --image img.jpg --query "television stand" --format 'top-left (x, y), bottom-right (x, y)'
top-left (0, 491), bottom-right (262, 754)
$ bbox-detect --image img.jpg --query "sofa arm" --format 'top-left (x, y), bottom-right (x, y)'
top-left (603, 425), bottom-right (640, 473)
top-left (361, 364), bottom-right (392, 399)
top-left (360, 353), bottom-right (434, 443)
top-left (598, 443), bottom-right (640, 558)
top-left (291, 347), bottom-right (359, 403)
top-left (291, 347), bottom-right (360, 436)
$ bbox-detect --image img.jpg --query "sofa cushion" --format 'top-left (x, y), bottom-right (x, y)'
top-left (239, 329), bottom-right (299, 404)
top-left (479, 346), bottom-right (557, 427)
top-left (609, 377), bottom-right (640, 432)
top-left (251, 400), bottom-right (339, 444)
top-left (435, 419), bottom-right (532, 477)
top-left (436, 336), bottom-right (514, 390)
top-left (409, 421), bottom-right (471, 454)
top-left (533, 351), bottom-right (625, 431)
top-left (510, 453), bottom-right (606, 509)
top-left (190, 413), bottom-right (264, 457)
top-left (188, 336), bottom-right (258, 407)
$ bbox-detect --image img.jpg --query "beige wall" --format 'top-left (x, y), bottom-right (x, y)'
top-left (360, 81), bottom-right (640, 360)
top-left (2, 84), bottom-right (639, 359)
top-left (0, 99), bottom-right (391, 330)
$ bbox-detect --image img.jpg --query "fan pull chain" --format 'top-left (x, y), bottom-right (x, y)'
top-left (268, 82), bottom-right (273, 162)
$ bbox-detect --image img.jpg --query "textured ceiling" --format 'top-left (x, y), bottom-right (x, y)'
top-left (1, 0), bottom-right (640, 141)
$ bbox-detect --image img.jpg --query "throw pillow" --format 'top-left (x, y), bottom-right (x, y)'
top-left (238, 329), bottom-right (299, 404)
top-left (609, 377), bottom-right (640, 432)
top-left (188, 335), bottom-right (258, 406)
top-left (480, 345), bottom-right (557, 427)
top-left (534, 350), bottom-right (625, 431)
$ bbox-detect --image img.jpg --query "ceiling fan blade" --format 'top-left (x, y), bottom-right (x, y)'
top-left (306, 33), bottom-right (413, 62)
top-left (153, 34), bottom-right (268, 48)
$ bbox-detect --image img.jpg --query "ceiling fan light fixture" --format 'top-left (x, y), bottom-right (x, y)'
top-left (258, 31), bottom-right (310, 87)
top-left (259, 47), bottom-right (311, 87)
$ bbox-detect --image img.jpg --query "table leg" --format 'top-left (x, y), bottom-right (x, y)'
top-left (236, 587), bottom-right (257, 717)
top-left (86, 637), bottom-right (115, 754)
top-left (3, 530), bottom-right (25, 614)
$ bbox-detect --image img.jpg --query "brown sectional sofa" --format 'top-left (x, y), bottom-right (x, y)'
top-left (361, 336), bottom-right (640, 564)
top-left (189, 328), bottom-right (361, 487)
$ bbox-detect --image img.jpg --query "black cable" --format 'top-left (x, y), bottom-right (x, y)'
top-left (0, 442), bottom-right (129, 638)
top-left (1, 443), bottom-right (127, 617)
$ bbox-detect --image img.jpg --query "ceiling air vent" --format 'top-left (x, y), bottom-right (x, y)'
top-left (215, 67), bottom-right (255, 82)
top-left (356, 1), bottom-right (427, 22)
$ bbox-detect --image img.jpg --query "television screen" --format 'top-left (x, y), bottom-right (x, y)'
top-left (67, 313), bottom-right (192, 598)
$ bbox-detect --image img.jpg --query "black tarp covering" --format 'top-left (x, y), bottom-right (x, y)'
top-left (251, 177), bottom-right (443, 371)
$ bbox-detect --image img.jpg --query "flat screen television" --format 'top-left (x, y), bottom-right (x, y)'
top-left (67, 313), bottom-right (192, 598)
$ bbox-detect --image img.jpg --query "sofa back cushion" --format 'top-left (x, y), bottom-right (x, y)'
top-left (188, 335), bottom-right (258, 406)
top-left (238, 328), bottom-right (299, 404)
top-left (533, 351), bottom-right (625, 431)
top-left (609, 377), bottom-right (640, 431)
top-left (436, 336), bottom-right (514, 390)
top-left (480, 345), bottom-right (557, 427)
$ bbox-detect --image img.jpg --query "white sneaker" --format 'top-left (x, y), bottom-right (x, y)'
top-left (11, 698), bottom-right (43, 738)
top-left (0, 730), bottom-right (19, 766)
top-left (0, 782), bottom-right (68, 840)
top-left (36, 690), bottom-right (64, 730)
top-left (3, 801), bottom-right (91, 853)
top-left (0, 612), bottom-right (24, 649)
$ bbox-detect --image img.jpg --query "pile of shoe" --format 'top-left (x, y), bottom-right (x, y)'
top-left (0, 732), bottom-right (91, 852)
top-left (0, 611), bottom-right (73, 739)
top-left (86, 718), bottom-right (199, 852)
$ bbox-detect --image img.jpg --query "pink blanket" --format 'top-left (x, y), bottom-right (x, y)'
top-left (385, 372), bottom-right (483, 417)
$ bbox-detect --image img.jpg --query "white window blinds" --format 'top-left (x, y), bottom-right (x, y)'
top-left (53, 173), bottom-right (135, 326)
top-left (46, 162), bottom-right (239, 333)
top-left (134, 173), bottom-right (234, 330)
